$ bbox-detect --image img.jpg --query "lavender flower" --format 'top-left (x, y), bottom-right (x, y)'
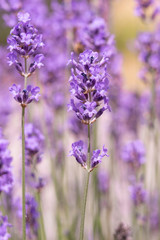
top-left (25, 123), bottom-right (44, 166)
top-left (0, 212), bottom-right (12, 240)
top-left (130, 183), bottom-right (147, 206)
top-left (26, 195), bottom-right (39, 238)
top-left (9, 84), bottom-right (40, 107)
top-left (136, 27), bottom-right (160, 81)
top-left (0, 129), bottom-right (13, 194)
top-left (134, 0), bottom-right (154, 19)
top-left (68, 50), bottom-right (110, 125)
top-left (69, 140), bottom-right (108, 171)
top-left (7, 11), bottom-right (44, 76)
top-left (76, 16), bottom-right (116, 56)
top-left (121, 140), bottom-right (145, 171)
top-left (69, 140), bottom-right (87, 168)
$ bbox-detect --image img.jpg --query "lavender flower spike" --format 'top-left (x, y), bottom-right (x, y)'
top-left (68, 50), bottom-right (110, 125)
top-left (0, 212), bottom-right (12, 240)
top-left (9, 84), bottom-right (40, 107)
top-left (121, 140), bottom-right (145, 171)
top-left (7, 11), bottom-right (44, 76)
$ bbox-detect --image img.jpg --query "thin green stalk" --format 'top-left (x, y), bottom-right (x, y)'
top-left (37, 192), bottom-right (46, 240)
top-left (22, 106), bottom-right (26, 240)
top-left (79, 124), bottom-right (91, 240)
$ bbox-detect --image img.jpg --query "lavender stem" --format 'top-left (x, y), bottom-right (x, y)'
top-left (22, 57), bottom-right (28, 240)
top-left (79, 124), bottom-right (91, 240)
top-left (22, 106), bottom-right (26, 240)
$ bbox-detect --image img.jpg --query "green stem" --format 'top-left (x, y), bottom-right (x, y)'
top-left (37, 192), bottom-right (46, 240)
top-left (22, 106), bottom-right (26, 240)
top-left (79, 124), bottom-right (91, 240)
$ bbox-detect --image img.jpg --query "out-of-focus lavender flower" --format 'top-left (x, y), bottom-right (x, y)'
top-left (68, 50), bottom-right (110, 125)
top-left (0, 129), bottom-right (13, 194)
top-left (68, 115), bottom-right (87, 136)
top-left (130, 183), bottom-right (147, 206)
top-left (98, 170), bottom-right (109, 193)
top-left (136, 27), bottom-right (160, 80)
top-left (7, 11), bottom-right (44, 75)
top-left (0, 212), bottom-right (12, 240)
top-left (114, 223), bottom-right (132, 240)
top-left (26, 195), bottom-right (39, 238)
top-left (16, 194), bottom-right (39, 238)
top-left (76, 16), bottom-right (116, 57)
top-left (25, 123), bottom-right (44, 166)
top-left (69, 141), bottom-right (108, 171)
top-left (0, 0), bottom-right (22, 27)
top-left (121, 140), bottom-right (145, 171)
top-left (134, 0), bottom-right (154, 19)
top-left (9, 84), bottom-right (40, 107)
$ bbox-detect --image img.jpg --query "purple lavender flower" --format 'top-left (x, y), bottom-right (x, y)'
top-left (16, 194), bottom-right (39, 238)
top-left (25, 123), bottom-right (44, 166)
top-left (7, 11), bottom-right (44, 76)
top-left (68, 50), bottom-right (110, 125)
top-left (76, 16), bottom-right (116, 56)
top-left (121, 140), bottom-right (145, 171)
top-left (0, 212), bottom-right (12, 240)
top-left (136, 27), bottom-right (160, 80)
top-left (69, 141), bottom-right (108, 171)
top-left (68, 115), bottom-right (87, 136)
top-left (0, 129), bottom-right (13, 194)
top-left (69, 140), bottom-right (87, 168)
top-left (26, 194), bottom-right (39, 238)
top-left (90, 146), bottom-right (108, 170)
top-left (134, 0), bottom-right (154, 19)
top-left (9, 84), bottom-right (40, 107)
top-left (130, 183), bottom-right (147, 206)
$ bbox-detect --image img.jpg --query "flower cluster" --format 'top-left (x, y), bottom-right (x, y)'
top-left (25, 123), bottom-right (44, 166)
top-left (0, 212), bottom-right (12, 240)
top-left (69, 140), bottom-right (108, 171)
top-left (9, 84), bottom-right (40, 107)
top-left (68, 50), bottom-right (110, 125)
top-left (76, 16), bottom-right (116, 57)
top-left (136, 27), bottom-right (160, 81)
top-left (130, 183), bottom-right (147, 206)
top-left (134, 0), bottom-right (160, 19)
top-left (0, 129), bottom-right (13, 194)
top-left (7, 11), bottom-right (44, 76)
top-left (121, 140), bottom-right (145, 171)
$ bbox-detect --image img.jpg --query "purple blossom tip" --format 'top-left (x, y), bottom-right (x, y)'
top-left (69, 140), bottom-right (87, 168)
top-left (17, 12), bottom-right (31, 23)
top-left (90, 146), bottom-right (108, 170)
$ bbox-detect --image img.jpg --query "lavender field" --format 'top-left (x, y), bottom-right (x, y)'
top-left (0, 0), bottom-right (160, 239)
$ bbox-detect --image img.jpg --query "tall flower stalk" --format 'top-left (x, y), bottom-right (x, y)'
top-left (68, 50), bottom-right (110, 239)
top-left (7, 12), bottom-right (44, 239)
